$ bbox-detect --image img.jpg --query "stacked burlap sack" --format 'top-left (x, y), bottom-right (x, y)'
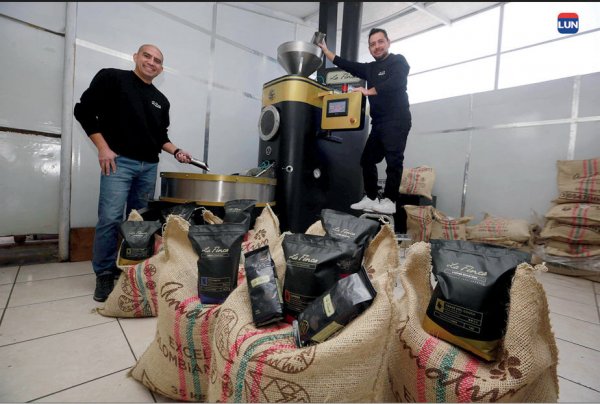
top-left (388, 242), bottom-right (559, 402)
top-left (126, 206), bottom-right (400, 402)
top-left (399, 166), bottom-right (436, 201)
top-left (536, 158), bottom-right (600, 281)
top-left (466, 214), bottom-right (533, 250)
top-left (404, 205), bottom-right (472, 242)
top-left (404, 205), bottom-right (535, 251)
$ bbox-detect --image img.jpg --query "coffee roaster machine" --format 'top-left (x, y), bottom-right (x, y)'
top-left (257, 41), bottom-right (369, 233)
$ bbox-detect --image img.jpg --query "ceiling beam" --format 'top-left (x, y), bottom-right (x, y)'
top-left (409, 2), bottom-right (452, 26)
top-left (220, 2), bottom-right (312, 26)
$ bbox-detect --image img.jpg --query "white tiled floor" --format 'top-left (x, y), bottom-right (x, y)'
top-left (1, 261), bottom-right (600, 402)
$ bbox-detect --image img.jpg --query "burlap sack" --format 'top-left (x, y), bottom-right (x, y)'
top-left (97, 251), bottom-right (166, 318)
top-left (389, 242), bottom-right (559, 402)
top-left (545, 203), bottom-right (600, 226)
top-left (540, 219), bottom-right (600, 245)
top-left (97, 210), bottom-right (165, 318)
top-left (204, 224), bottom-right (400, 403)
top-left (405, 205), bottom-right (434, 242)
top-left (400, 166), bottom-right (436, 200)
top-left (129, 206), bottom-right (281, 401)
top-left (466, 214), bottom-right (531, 244)
top-left (545, 240), bottom-right (600, 258)
top-left (431, 209), bottom-right (472, 241)
top-left (554, 158), bottom-right (600, 204)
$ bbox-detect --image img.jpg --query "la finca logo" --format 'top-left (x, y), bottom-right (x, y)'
top-left (557, 12), bottom-right (579, 34)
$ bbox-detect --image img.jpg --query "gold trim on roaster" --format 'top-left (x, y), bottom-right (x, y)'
top-left (160, 172), bottom-right (277, 186)
top-left (262, 75), bottom-right (330, 108)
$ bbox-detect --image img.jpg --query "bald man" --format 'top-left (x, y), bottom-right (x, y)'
top-left (74, 44), bottom-right (192, 302)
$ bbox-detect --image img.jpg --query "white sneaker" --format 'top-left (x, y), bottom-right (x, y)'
top-left (350, 196), bottom-right (378, 212)
top-left (373, 198), bottom-right (396, 214)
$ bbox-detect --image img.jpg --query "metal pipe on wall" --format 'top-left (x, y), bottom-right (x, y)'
top-left (340, 2), bottom-right (363, 62)
top-left (58, 2), bottom-right (77, 261)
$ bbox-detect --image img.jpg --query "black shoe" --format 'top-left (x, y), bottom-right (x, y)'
top-left (112, 268), bottom-right (122, 280)
top-left (94, 274), bottom-right (115, 302)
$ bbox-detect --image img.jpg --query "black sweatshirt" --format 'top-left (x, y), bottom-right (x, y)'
top-left (74, 68), bottom-right (171, 163)
top-left (332, 53), bottom-right (410, 124)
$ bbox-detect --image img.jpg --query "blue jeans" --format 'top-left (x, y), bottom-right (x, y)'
top-left (92, 156), bottom-right (158, 276)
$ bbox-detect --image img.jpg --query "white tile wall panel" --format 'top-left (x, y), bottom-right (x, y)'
top-left (0, 2), bottom-right (66, 33)
top-left (402, 131), bottom-right (471, 218)
top-left (471, 76), bottom-right (574, 126)
top-left (207, 87), bottom-right (261, 175)
top-left (76, 2), bottom-right (211, 80)
top-left (579, 71), bottom-right (600, 118)
top-left (574, 121), bottom-right (600, 161)
top-left (216, 3), bottom-right (296, 60)
top-left (149, 2), bottom-right (215, 32)
top-left (0, 132), bottom-right (60, 236)
top-left (213, 38), bottom-right (285, 98)
top-left (0, 17), bottom-right (64, 134)
top-left (464, 125), bottom-right (570, 223)
top-left (410, 94), bottom-right (472, 133)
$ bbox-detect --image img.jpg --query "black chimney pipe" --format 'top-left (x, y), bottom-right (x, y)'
top-left (318, 2), bottom-right (338, 70)
top-left (340, 2), bottom-right (363, 62)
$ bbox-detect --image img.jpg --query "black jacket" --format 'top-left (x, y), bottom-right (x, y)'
top-left (332, 53), bottom-right (410, 124)
top-left (74, 68), bottom-right (171, 163)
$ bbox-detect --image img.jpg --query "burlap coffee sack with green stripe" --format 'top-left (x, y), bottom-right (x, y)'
top-left (541, 219), bottom-right (600, 245)
top-left (128, 215), bottom-right (215, 401)
top-left (400, 165), bottom-right (436, 200)
top-left (545, 203), bottom-right (600, 226)
top-left (431, 209), bottom-right (472, 241)
top-left (467, 213), bottom-right (531, 244)
top-left (545, 240), bottom-right (600, 258)
top-left (98, 250), bottom-right (166, 318)
top-left (389, 242), bottom-right (559, 402)
top-left (204, 224), bottom-right (400, 403)
top-left (554, 158), bottom-right (600, 204)
top-left (405, 205), bottom-right (434, 242)
top-left (97, 210), bottom-right (165, 318)
top-left (130, 207), bottom-right (281, 402)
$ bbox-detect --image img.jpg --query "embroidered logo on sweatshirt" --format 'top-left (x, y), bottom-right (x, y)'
top-left (378, 70), bottom-right (386, 76)
top-left (151, 101), bottom-right (162, 109)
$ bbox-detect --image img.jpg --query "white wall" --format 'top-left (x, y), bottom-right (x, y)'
top-left (69, 2), bottom-right (307, 228)
top-left (0, 1), bottom-right (599, 239)
top-left (401, 72), bottom-right (600, 223)
top-left (0, 2), bottom-right (65, 236)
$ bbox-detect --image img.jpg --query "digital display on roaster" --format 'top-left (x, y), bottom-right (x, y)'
top-left (326, 99), bottom-right (349, 117)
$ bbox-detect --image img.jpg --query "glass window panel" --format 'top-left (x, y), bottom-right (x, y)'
top-left (498, 32), bottom-right (600, 89)
top-left (391, 7), bottom-right (499, 74)
top-left (409, 56), bottom-right (496, 104)
top-left (502, 2), bottom-right (600, 51)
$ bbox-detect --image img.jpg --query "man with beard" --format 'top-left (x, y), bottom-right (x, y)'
top-left (318, 28), bottom-right (411, 215)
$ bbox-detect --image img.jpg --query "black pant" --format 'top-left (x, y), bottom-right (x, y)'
top-left (360, 117), bottom-right (411, 202)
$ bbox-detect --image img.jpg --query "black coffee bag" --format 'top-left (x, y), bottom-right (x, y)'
top-left (293, 267), bottom-right (377, 347)
top-left (282, 233), bottom-right (356, 323)
top-left (321, 209), bottom-right (380, 278)
top-left (223, 199), bottom-right (257, 230)
top-left (118, 220), bottom-right (162, 263)
top-left (423, 239), bottom-right (531, 361)
top-left (244, 245), bottom-right (284, 327)
top-left (161, 202), bottom-right (199, 225)
top-left (188, 223), bottom-right (247, 304)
